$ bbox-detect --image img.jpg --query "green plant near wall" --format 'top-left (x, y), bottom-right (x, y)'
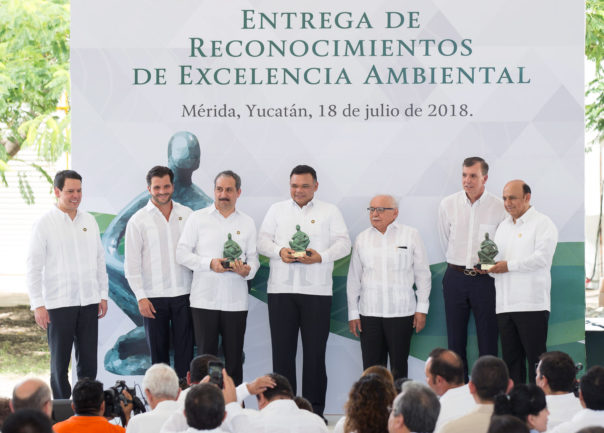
top-left (586, 0), bottom-right (604, 143)
top-left (0, 0), bottom-right (70, 203)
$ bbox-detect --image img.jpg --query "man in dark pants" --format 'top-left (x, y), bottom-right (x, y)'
top-left (438, 157), bottom-right (507, 380)
top-left (176, 170), bottom-right (259, 385)
top-left (125, 166), bottom-right (194, 378)
top-left (490, 180), bottom-right (558, 384)
top-left (258, 165), bottom-right (351, 418)
top-left (26, 170), bottom-right (109, 398)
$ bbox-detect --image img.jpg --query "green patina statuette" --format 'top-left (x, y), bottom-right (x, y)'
top-left (477, 233), bottom-right (498, 270)
top-left (289, 224), bottom-right (310, 258)
top-left (222, 233), bottom-right (243, 268)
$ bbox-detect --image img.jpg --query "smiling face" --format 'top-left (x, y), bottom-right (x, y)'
top-left (369, 195), bottom-right (399, 234)
top-left (148, 174), bottom-right (174, 207)
top-left (289, 173), bottom-right (318, 208)
top-left (462, 162), bottom-right (487, 202)
top-left (55, 178), bottom-right (82, 216)
top-left (502, 180), bottom-right (531, 221)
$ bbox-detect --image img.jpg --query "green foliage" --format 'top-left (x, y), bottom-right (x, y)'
top-left (586, 0), bottom-right (604, 143)
top-left (0, 0), bottom-right (70, 202)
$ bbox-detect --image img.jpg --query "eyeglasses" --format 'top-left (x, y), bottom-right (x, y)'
top-left (367, 207), bottom-right (395, 214)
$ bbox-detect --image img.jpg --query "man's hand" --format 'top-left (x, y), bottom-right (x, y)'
top-left (138, 298), bottom-right (156, 319)
top-left (413, 313), bottom-right (427, 333)
top-left (222, 369), bottom-right (237, 404)
top-left (34, 306), bottom-right (50, 330)
top-left (98, 300), bottom-right (108, 319)
top-left (297, 249), bottom-right (322, 264)
top-left (120, 389), bottom-right (134, 425)
top-left (246, 375), bottom-right (276, 395)
top-left (231, 260), bottom-right (251, 278)
top-left (279, 248), bottom-right (297, 264)
top-left (349, 319), bottom-right (362, 337)
top-left (488, 261), bottom-right (509, 274)
top-left (210, 258), bottom-right (227, 273)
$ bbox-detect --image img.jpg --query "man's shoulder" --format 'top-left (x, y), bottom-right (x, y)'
top-left (54, 416), bottom-right (125, 433)
top-left (172, 201), bottom-right (193, 215)
top-left (440, 190), bottom-right (463, 206)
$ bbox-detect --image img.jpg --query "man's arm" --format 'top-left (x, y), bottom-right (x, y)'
top-left (437, 200), bottom-right (450, 257)
top-left (94, 220), bottom-right (110, 318)
top-left (507, 219), bottom-right (558, 273)
top-left (242, 222), bottom-right (260, 281)
top-left (257, 204), bottom-right (283, 259)
top-left (346, 238), bottom-right (363, 337)
top-left (175, 215), bottom-right (213, 272)
top-left (123, 219), bottom-right (156, 318)
top-left (411, 228), bottom-right (431, 315)
top-left (315, 207), bottom-right (351, 264)
top-left (26, 220), bottom-right (49, 329)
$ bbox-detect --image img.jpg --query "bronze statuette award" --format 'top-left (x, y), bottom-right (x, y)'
top-left (477, 232), bottom-right (498, 271)
top-left (289, 224), bottom-right (311, 258)
top-left (222, 233), bottom-right (244, 269)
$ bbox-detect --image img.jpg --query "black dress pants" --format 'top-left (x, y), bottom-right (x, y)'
top-left (267, 293), bottom-right (332, 417)
top-left (143, 294), bottom-right (194, 379)
top-left (190, 307), bottom-right (247, 385)
top-left (442, 266), bottom-right (499, 381)
top-left (359, 314), bottom-right (415, 380)
top-left (47, 304), bottom-right (98, 399)
top-left (497, 310), bottom-right (549, 384)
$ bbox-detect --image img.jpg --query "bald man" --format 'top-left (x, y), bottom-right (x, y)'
top-left (10, 379), bottom-right (53, 418)
top-left (489, 180), bottom-right (558, 384)
top-left (347, 194), bottom-right (431, 379)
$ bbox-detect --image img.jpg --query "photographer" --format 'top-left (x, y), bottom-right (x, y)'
top-left (54, 378), bottom-right (133, 433)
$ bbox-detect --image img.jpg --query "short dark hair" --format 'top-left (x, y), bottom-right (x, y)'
top-left (538, 351), bottom-right (576, 393)
top-left (11, 384), bottom-right (51, 413)
top-left (493, 384), bottom-right (546, 423)
top-left (146, 166), bottom-right (174, 186)
top-left (189, 354), bottom-right (220, 384)
top-left (471, 356), bottom-right (510, 402)
top-left (487, 415), bottom-right (530, 433)
top-left (214, 170), bottom-right (241, 190)
top-left (3, 409), bottom-right (53, 433)
top-left (522, 183), bottom-right (531, 195)
top-left (462, 157), bottom-right (489, 175)
top-left (72, 379), bottom-right (104, 415)
top-left (293, 396), bottom-right (313, 412)
top-left (392, 382), bottom-right (440, 433)
top-left (580, 366), bottom-right (604, 410)
top-left (53, 170), bottom-right (82, 190)
top-left (260, 373), bottom-right (293, 401)
top-left (290, 165), bottom-right (317, 181)
top-left (428, 348), bottom-right (464, 386)
top-left (184, 384), bottom-right (224, 430)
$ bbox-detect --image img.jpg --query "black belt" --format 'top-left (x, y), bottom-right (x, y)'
top-left (448, 263), bottom-right (478, 277)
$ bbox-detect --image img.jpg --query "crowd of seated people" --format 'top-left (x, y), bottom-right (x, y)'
top-left (1, 350), bottom-right (603, 433)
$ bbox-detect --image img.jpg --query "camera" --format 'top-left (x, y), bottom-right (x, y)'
top-left (103, 380), bottom-right (146, 425)
top-left (208, 361), bottom-right (224, 388)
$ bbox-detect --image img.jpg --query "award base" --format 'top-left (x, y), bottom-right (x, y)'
top-left (292, 250), bottom-right (311, 258)
top-left (221, 260), bottom-right (247, 269)
top-left (480, 263), bottom-right (494, 271)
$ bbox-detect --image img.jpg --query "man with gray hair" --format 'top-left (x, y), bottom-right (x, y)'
top-left (388, 381), bottom-right (440, 433)
top-left (10, 379), bottom-right (52, 418)
top-left (347, 194), bottom-right (431, 379)
top-left (177, 170), bottom-right (259, 385)
top-left (126, 364), bottom-right (180, 433)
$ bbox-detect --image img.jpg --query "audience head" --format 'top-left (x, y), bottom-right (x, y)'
top-left (188, 354), bottom-right (220, 385)
top-left (576, 428), bottom-right (604, 433)
top-left (71, 378), bottom-right (104, 416)
top-left (142, 363), bottom-right (180, 409)
top-left (425, 348), bottom-right (464, 396)
top-left (256, 373), bottom-right (293, 409)
top-left (184, 384), bottom-right (225, 431)
top-left (0, 398), bottom-right (11, 430)
top-left (344, 373), bottom-right (397, 433)
top-left (293, 396), bottom-right (313, 412)
top-left (493, 383), bottom-right (548, 432)
top-left (362, 365), bottom-right (397, 394)
top-left (388, 381), bottom-right (440, 433)
top-left (10, 379), bottom-right (52, 417)
top-left (2, 409), bottom-right (54, 433)
top-left (487, 415), bottom-right (530, 433)
top-left (394, 378), bottom-right (411, 395)
top-left (469, 356), bottom-right (512, 403)
top-left (536, 351), bottom-right (577, 394)
top-left (579, 366), bottom-right (604, 410)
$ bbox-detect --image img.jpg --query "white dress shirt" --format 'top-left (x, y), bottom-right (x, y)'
top-left (549, 408), bottom-right (604, 433)
top-left (545, 393), bottom-right (583, 430)
top-left (224, 399), bottom-right (328, 433)
top-left (127, 400), bottom-right (181, 433)
top-left (26, 206), bottom-right (109, 309)
top-left (438, 190), bottom-right (507, 268)
top-left (176, 206), bottom-right (259, 311)
top-left (257, 199), bottom-right (351, 296)
top-left (492, 207), bottom-right (558, 314)
top-left (124, 200), bottom-right (193, 301)
top-left (184, 427), bottom-right (226, 433)
top-left (434, 384), bottom-right (476, 433)
top-left (347, 222), bottom-right (431, 319)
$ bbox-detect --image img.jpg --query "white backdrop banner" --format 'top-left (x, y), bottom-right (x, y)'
top-left (72, 0), bottom-right (585, 413)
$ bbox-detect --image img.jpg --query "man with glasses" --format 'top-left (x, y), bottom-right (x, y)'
top-left (257, 164), bottom-right (351, 419)
top-left (438, 157), bottom-right (507, 380)
top-left (347, 194), bottom-right (431, 379)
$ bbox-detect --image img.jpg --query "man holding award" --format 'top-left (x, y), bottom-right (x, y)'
top-left (257, 165), bottom-right (351, 418)
top-left (176, 170), bottom-right (259, 385)
top-left (489, 180), bottom-right (558, 384)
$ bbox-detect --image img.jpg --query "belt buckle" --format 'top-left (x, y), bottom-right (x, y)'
top-left (464, 269), bottom-right (477, 277)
